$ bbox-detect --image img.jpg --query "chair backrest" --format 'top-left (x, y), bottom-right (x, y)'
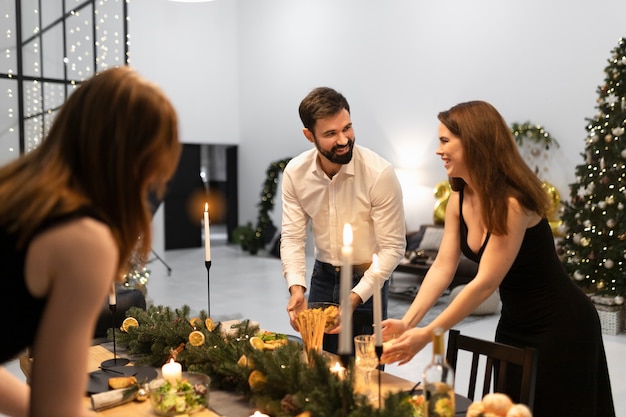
top-left (445, 329), bottom-right (537, 410)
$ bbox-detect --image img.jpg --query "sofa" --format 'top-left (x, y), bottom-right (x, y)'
top-left (395, 224), bottom-right (478, 287)
top-left (94, 287), bottom-right (146, 339)
top-left (391, 224), bottom-right (500, 315)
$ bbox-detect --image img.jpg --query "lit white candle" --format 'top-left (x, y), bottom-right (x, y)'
top-left (204, 203), bottom-right (211, 262)
top-left (161, 358), bottom-right (182, 383)
top-left (338, 223), bottom-right (353, 356)
top-left (372, 254), bottom-right (382, 346)
top-left (330, 361), bottom-right (346, 380)
top-left (108, 281), bottom-right (116, 306)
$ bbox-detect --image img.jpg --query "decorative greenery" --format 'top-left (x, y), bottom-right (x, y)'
top-left (558, 37), bottom-right (626, 296)
top-left (112, 305), bottom-right (417, 416)
top-left (232, 222), bottom-right (259, 254)
top-left (511, 122), bottom-right (560, 148)
top-left (235, 158), bottom-right (292, 254)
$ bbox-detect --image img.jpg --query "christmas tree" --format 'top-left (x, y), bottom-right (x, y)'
top-left (559, 37), bottom-right (626, 297)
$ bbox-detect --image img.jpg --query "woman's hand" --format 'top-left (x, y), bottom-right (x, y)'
top-left (381, 318), bottom-right (408, 341)
top-left (380, 327), bottom-right (431, 365)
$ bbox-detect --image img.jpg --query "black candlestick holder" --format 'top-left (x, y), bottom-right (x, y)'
top-left (205, 260), bottom-right (211, 317)
top-left (101, 303), bottom-right (130, 368)
top-left (375, 344), bottom-right (383, 406)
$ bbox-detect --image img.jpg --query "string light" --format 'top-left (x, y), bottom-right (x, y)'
top-left (2, 0), bottom-right (129, 156)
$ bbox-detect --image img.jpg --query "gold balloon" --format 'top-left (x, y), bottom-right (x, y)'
top-left (433, 180), bottom-right (451, 225)
top-left (432, 180), bottom-right (563, 233)
top-left (550, 220), bottom-right (564, 237)
top-left (541, 181), bottom-right (561, 219)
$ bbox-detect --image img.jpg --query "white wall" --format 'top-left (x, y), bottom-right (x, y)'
top-left (234, 0), bottom-right (626, 231)
top-left (2, 1), bottom-right (625, 235)
top-left (129, 0), bottom-right (239, 145)
top-left (6, 0), bottom-right (617, 237)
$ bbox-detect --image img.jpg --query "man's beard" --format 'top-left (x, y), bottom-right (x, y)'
top-left (315, 138), bottom-right (355, 165)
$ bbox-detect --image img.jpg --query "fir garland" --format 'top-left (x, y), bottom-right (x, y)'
top-left (253, 157), bottom-right (292, 250)
top-left (112, 305), bottom-right (417, 416)
top-left (511, 122), bottom-right (560, 148)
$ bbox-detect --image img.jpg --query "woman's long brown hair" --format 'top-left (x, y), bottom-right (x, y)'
top-left (0, 66), bottom-right (181, 278)
top-left (438, 101), bottom-right (550, 235)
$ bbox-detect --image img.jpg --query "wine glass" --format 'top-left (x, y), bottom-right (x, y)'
top-left (354, 335), bottom-right (378, 399)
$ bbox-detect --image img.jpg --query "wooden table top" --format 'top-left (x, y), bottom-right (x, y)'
top-left (85, 345), bottom-right (418, 416)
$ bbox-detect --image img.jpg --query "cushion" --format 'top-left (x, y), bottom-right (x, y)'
top-left (417, 226), bottom-right (445, 251)
top-left (406, 228), bottom-right (427, 252)
top-left (449, 285), bottom-right (500, 316)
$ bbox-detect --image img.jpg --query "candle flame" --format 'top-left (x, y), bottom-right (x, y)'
top-left (205, 202), bottom-right (208, 212)
top-left (343, 223), bottom-right (353, 246)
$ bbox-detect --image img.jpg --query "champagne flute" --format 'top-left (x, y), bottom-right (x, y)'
top-left (354, 335), bottom-right (378, 399)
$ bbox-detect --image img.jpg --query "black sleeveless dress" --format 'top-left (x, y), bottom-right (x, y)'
top-left (0, 208), bottom-right (107, 364)
top-left (459, 189), bottom-right (615, 417)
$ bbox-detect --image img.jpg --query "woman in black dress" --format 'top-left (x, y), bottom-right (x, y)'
top-left (381, 100), bottom-right (615, 416)
top-left (0, 67), bottom-right (181, 417)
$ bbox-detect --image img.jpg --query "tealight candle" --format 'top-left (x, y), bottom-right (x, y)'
top-left (330, 361), bottom-right (346, 380)
top-left (161, 358), bottom-right (182, 383)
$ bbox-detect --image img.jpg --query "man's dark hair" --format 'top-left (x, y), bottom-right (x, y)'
top-left (298, 87), bottom-right (350, 132)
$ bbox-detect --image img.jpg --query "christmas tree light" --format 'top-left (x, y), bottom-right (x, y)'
top-left (559, 37), bottom-right (626, 298)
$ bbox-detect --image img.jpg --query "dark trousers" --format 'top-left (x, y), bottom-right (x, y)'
top-left (308, 260), bottom-right (389, 355)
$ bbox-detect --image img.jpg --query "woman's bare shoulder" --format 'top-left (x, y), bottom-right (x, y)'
top-left (26, 217), bottom-right (117, 296)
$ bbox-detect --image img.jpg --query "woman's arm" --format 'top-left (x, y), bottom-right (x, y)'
top-left (25, 218), bottom-right (118, 417)
top-left (425, 198), bottom-right (533, 332)
top-left (381, 193), bottom-right (462, 341)
top-left (0, 366), bottom-right (29, 417)
top-left (383, 197), bottom-right (536, 364)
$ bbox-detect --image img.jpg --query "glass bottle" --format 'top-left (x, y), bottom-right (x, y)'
top-left (422, 327), bottom-right (455, 417)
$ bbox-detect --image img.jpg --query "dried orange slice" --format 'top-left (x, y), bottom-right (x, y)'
top-left (189, 317), bottom-right (202, 328)
top-left (205, 317), bottom-right (215, 331)
top-left (188, 330), bottom-right (206, 346)
top-left (237, 354), bottom-right (249, 368)
top-left (248, 370), bottom-right (266, 391)
top-left (249, 336), bottom-right (265, 350)
top-left (121, 317), bottom-right (139, 332)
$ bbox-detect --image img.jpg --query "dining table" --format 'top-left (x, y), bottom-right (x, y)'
top-left (83, 343), bottom-right (471, 416)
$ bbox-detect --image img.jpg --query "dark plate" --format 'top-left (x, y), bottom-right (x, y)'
top-left (87, 365), bottom-right (158, 394)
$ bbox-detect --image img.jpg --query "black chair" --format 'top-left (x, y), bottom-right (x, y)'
top-left (445, 329), bottom-right (537, 410)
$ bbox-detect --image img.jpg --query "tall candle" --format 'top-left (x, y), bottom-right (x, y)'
top-left (338, 223), bottom-right (353, 355)
top-left (162, 358), bottom-right (182, 382)
top-left (108, 281), bottom-right (116, 306)
top-left (372, 254), bottom-right (382, 346)
top-left (204, 203), bottom-right (211, 262)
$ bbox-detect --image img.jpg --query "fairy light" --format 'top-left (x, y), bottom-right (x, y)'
top-left (3, 0), bottom-right (128, 157)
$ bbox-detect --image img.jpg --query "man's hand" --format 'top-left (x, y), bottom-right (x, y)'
top-left (349, 291), bottom-right (363, 311)
top-left (287, 285), bottom-right (306, 331)
top-left (326, 292), bottom-right (362, 335)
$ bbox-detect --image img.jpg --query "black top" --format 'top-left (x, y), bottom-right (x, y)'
top-left (458, 188), bottom-right (615, 417)
top-left (0, 208), bottom-right (107, 363)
